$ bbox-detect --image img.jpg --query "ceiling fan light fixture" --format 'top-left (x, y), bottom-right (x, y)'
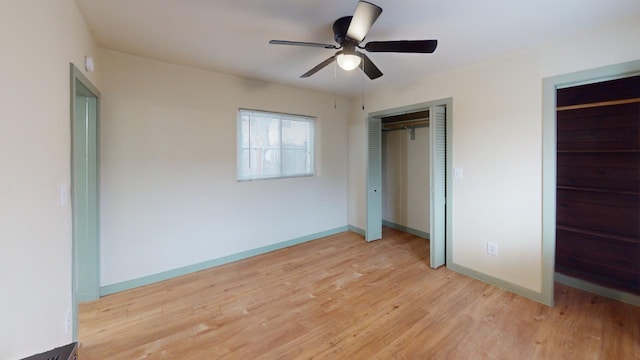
top-left (269, 1), bottom-right (437, 80)
top-left (337, 52), bottom-right (361, 71)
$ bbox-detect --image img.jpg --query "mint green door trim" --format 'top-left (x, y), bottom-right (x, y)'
top-left (367, 97), bottom-right (453, 268)
top-left (70, 64), bottom-right (100, 339)
top-left (429, 105), bottom-right (446, 268)
top-left (542, 59), bottom-right (640, 307)
top-left (366, 116), bottom-right (383, 241)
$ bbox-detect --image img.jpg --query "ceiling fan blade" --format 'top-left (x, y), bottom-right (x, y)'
top-left (346, 1), bottom-right (383, 42)
top-left (364, 40), bottom-right (438, 53)
top-left (269, 40), bottom-right (338, 49)
top-left (359, 52), bottom-right (383, 80)
top-left (301, 55), bottom-right (337, 78)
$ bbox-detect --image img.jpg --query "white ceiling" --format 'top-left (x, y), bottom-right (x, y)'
top-left (75, 0), bottom-right (640, 97)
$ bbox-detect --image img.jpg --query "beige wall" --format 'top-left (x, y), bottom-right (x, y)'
top-left (348, 15), bottom-right (640, 296)
top-left (0, 0), bottom-right (99, 358)
top-left (382, 127), bottom-right (430, 233)
top-left (98, 49), bottom-right (349, 286)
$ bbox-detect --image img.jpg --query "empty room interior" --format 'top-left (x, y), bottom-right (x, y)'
top-left (2, 0), bottom-right (640, 359)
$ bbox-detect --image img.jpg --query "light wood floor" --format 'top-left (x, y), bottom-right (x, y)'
top-left (79, 227), bottom-right (640, 359)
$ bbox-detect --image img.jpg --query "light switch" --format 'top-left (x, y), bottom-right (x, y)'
top-left (60, 185), bottom-right (68, 206)
top-left (454, 167), bottom-right (463, 180)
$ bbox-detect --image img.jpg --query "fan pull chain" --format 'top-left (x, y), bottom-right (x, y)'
top-left (361, 57), bottom-right (365, 110)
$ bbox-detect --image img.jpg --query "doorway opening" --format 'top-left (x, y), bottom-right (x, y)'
top-left (70, 64), bottom-right (100, 339)
top-left (542, 59), bottom-right (640, 307)
top-left (366, 98), bottom-right (453, 269)
top-left (555, 75), bottom-right (640, 296)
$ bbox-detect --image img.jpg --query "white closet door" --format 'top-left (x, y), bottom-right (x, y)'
top-left (366, 116), bottom-right (382, 242)
top-left (430, 105), bottom-right (446, 268)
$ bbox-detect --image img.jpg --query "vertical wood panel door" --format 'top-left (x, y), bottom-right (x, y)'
top-left (367, 117), bottom-right (383, 242)
top-left (555, 75), bottom-right (640, 295)
top-left (430, 105), bottom-right (446, 268)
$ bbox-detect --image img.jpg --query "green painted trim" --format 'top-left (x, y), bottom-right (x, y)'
top-left (368, 98), bottom-right (448, 119)
top-left (382, 220), bottom-right (430, 239)
top-left (444, 98), bottom-right (454, 270)
top-left (71, 63), bottom-right (100, 97)
top-left (541, 76), bottom-right (558, 307)
top-left (348, 225), bottom-right (366, 236)
top-left (365, 117), bottom-right (383, 242)
top-left (542, 59), bottom-right (640, 308)
top-left (70, 63), bottom-right (100, 341)
top-left (100, 226), bottom-right (349, 296)
top-left (555, 273), bottom-right (640, 307)
top-left (447, 262), bottom-right (549, 305)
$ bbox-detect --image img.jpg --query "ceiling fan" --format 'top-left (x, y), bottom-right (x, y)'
top-left (269, 1), bottom-right (438, 80)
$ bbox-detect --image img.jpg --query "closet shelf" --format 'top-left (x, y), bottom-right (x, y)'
top-left (557, 259), bottom-right (639, 278)
top-left (556, 185), bottom-right (640, 196)
top-left (556, 97), bottom-right (640, 111)
top-left (556, 225), bottom-right (640, 245)
top-left (557, 149), bottom-right (640, 154)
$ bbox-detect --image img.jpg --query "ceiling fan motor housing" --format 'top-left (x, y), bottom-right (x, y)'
top-left (269, 1), bottom-right (437, 80)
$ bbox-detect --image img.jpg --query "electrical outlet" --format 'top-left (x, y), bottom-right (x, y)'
top-left (65, 310), bottom-right (72, 334)
top-left (487, 242), bottom-right (498, 256)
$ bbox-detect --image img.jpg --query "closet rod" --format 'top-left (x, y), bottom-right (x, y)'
top-left (557, 97), bottom-right (640, 111)
top-left (382, 119), bottom-right (429, 131)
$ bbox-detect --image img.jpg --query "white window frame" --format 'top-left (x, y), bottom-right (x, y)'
top-left (237, 109), bottom-right (315, 181)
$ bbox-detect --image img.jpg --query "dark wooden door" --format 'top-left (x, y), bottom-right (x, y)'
top-left (556, 75), bottom-right (640, 295)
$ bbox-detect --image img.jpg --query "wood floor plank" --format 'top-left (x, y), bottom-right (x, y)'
top-left (79, 228), bottom-right (640, 359)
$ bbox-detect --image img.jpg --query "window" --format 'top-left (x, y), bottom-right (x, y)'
top-left (238, 109), bottom-right (315, 181)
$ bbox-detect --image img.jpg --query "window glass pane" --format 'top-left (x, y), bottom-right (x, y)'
top-left (281, 119), bottom-right (312, 176)
top-left (238, 109), bottom-right (314, 181)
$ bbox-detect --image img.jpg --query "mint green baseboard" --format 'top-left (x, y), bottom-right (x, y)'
top-left (555, 273), bottom-right (640, 307)
top-left (382, 220), bottom-right (430, 239)
top-left (447, 262), bottom-right (552, 306)
top-left (381, 221), bottom-right (550, 306)
top-left (101, 226), bottom-right (350, 296)
top-left (348, 225), bottom-right (365, 236)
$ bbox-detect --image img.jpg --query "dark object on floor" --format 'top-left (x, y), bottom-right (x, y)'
top-left (20, 342), bottom-right (77, 360)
